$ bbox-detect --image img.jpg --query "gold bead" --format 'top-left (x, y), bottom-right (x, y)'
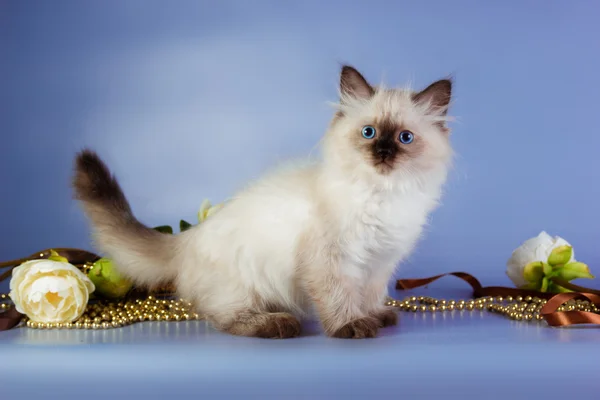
top-left (515, 296), bottom-right (523, 302)
top-left (417, 296), bottom-right (424, 302)
top-left (147, 314), bottom-right (155, 321)
top-left (438, 305), bottom-right (447, 312)
top-left (506, 296), bottom-right (513, 302)
top-left (163, 315), bottom-right (171, 322)
top-left (102, 322), bottom-right (110, 329)
top-left (419, 305), bottom-right (427, 312)
top-left (410, 305), bottom-right (418, 312)
top-left (155, 315), bottom-right (163, 322)
top-left (91, 323), bottom-right (99, 329)
top-left (29, 321), bottom-right (38, 329)
top-left (524, 314), bottom-right (533, 321)
top-left (524, 296), bottom-right (532, 302)
top-left (456, 304), bottom-right (464, 310)
top-left (174, 315), bottom-right (181, 321)
top-left (192, 313), bottom-right (200, 319)
top-left (465, 304), bottom-right (474, 311)
top-left (495, 296), bottom-right (504, 303)
top-left (447, 304), bottom-right (455, 311)
top-left (74, 322), bottom-right (82, 329)
top-left (409, 296), bottom-right (417, 302)
top-left (428, 305), bottom-right (437, 312)
top-left (64, 323), bottom-right (73, 329)
top-left (439, 300), bottom-right (447, 305)
top-left (0, 293), bottom-right (6, 299)
top-left (476, 303), bottom-right (485, 310)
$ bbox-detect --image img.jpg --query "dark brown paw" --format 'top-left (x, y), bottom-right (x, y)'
top-left (255, 313), bottom-right (302, 339)
top-left (372, 308), bottom-right (399, 327)
top-left (331, 317), bottom-right (379, 339)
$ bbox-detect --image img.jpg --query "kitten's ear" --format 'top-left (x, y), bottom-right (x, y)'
top-left (340, 65), bottom-right (375, 101)
top-left (413, 79), bottom-right (452, 116)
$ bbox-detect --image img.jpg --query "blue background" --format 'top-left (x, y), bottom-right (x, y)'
top-left (2, 1), bottom-right (599, 289)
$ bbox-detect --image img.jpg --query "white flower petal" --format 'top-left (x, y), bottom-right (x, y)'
top-left (506, 257), bottom-right (528, 287)
top-left (8, 258), bottom-right (92, 323)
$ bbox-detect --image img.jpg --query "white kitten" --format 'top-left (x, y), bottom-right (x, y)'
top-left (72, 65), bottom-right (454, 339)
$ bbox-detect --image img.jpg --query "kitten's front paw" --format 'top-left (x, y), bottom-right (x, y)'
top-left (331, 317), bottom-right (379, 339)
top-left (371, 308), bottom-right (399, 327)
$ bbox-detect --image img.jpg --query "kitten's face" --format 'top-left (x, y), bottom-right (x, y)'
top-left (324, 66), bottom-right (453, 180)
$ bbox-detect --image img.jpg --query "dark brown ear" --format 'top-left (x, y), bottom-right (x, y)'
top-left (340, 65), bottom-right (374, 101)
top-left (412, 79), bottom-right (452, 115)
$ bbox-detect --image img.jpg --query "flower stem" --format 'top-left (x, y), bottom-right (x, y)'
top-left (550, 277), bottom-right (600, 296)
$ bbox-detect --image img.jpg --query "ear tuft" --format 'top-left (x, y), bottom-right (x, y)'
top-left (412, 79), bottom-right (452, 115)
top-left (340, 65), bottom-right (375, 101)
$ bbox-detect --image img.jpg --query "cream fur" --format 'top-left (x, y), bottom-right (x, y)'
top-left (76, 67), bottom-right (454, 338)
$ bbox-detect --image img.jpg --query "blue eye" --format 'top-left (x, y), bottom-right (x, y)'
top-left (361, 125), bottom-right (376, 139)
top-left (399, 130), bottom-right (414, 144)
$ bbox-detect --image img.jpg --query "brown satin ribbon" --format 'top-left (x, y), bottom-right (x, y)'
top-left (396, 272), bottom-right (600, 327)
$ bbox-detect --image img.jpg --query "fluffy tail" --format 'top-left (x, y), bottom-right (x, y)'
top-left (72, 149), bottom-right (178, 288)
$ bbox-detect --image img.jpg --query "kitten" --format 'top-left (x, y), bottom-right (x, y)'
top-left (72, 65), bottom-right (454, 339)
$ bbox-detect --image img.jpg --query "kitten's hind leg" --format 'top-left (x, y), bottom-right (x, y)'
top-left (210, 310), bottom-right (302, 339)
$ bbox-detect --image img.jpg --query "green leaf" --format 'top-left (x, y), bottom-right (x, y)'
top-left (547, 245), bottom-right (572, 267)
top-left (180, 220), bottom-right (192, 232)
top-left (87, 258), bottom-right (133, 299)
top-left (547, 282), bottom-right (573, 293)
top-left (542, 262), bottom-right (553, 276)
top-left (555, 262), bottom-right (595, 281)
top-left (540, 277), bottom-right (549, 292)
top-left (47, 249), bottom-right (68, 263)
top-left (153, 225), bottom-right (173, 234)
top-left (523, 261), bottom-right (545, 283)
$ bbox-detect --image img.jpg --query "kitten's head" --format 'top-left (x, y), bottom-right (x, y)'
top-left (323, 65), bottom-right (454, 182)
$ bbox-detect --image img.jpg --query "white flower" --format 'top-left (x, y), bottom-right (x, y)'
top-left (9, 259), bottom-right (95, 323)
top-left (198, 199), bottom-right (224, 223)
top-left (506, 231), bottom-right (574, 287)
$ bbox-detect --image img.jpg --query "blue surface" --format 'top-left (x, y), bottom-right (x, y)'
top-left (2, 281), bottom-right (599, 399)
